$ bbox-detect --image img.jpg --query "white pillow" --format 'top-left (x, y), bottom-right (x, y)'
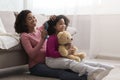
top-left (67, 27), bottom-right (77, 36)
top-left (0, 18), bottom-right (6, 33)
top-left (0, 33), bottom-right (19, 49)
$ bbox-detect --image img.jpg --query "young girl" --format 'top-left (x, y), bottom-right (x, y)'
top-left (14, 10), bottom-right (87, 80)
top-left (46, 15), bottom-right (114, 80)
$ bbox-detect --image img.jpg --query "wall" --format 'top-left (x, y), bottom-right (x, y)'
top-left (67, 15), bottom-right (91, 53)
top-left (90, 15), bottom-right (120, 58)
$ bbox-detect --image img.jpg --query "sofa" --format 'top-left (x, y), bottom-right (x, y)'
top-left (0, 11), bottom-right (50, 69)
top-left (0, 11), bottom-right (28, 69)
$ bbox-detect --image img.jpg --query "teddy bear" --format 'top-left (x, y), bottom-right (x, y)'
top-left (57, 31), bottom-right (86, 62)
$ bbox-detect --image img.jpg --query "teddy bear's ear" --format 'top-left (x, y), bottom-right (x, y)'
top-left (57, 32), bottom-right (63, 39)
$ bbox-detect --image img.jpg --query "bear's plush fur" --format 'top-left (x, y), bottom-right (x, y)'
top-left (57, 31), bottom-right (86, 62)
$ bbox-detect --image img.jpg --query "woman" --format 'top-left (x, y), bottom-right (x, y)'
top-left (14, 10), bottom-right (87, 80)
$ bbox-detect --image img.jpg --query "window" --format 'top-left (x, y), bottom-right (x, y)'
top-left (27, 0), bottom-right (101, 15)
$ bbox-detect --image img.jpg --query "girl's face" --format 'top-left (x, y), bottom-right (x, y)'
top-left (55, 18), bottom-right (66, 33)
top-left (25, 13), bottom-right (37, 30)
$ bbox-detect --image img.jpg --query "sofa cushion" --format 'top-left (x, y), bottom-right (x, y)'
top-left (0, 18), bottom-right (6, 33)
top-left (0, 11), bottom-right (16, 33)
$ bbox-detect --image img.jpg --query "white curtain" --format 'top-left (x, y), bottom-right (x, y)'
top-left (25, 0), bottom-right (101, 58)
top-left (26, 0), bottom-right (101, 15)
top-left (0, 0), bottom-right (23, 11)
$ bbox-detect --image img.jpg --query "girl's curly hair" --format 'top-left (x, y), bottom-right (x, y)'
top-left (47, 15), bottom-right (70, 35)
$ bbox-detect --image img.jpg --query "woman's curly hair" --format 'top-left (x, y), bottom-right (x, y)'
top-left (14, 10), bottom-right (31, 33)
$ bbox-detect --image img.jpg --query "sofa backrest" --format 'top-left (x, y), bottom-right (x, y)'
top-left (0, 11), bottom-right (16, 33)
top-left (0, 11), bottom-right (49, 34)
top-left (0, 11), bottom-right (75, 34)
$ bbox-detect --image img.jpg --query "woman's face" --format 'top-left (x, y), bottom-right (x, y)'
top-left (55, 18), bottom-right (66, 33)
top-left (25, 13), bottom-right (37, 29)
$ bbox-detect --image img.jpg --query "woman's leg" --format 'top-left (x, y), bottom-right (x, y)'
top-left (29, 63), bottom-right (88, 80)
top-left (29, 63), bottom-right (60, 78)
top-left (59, 70), bottom-right (87, 80)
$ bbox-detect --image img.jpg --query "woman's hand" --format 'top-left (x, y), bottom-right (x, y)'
top-left (41, 29), bottom-right (48, 39)
top-left (49, 15), bottom-right (56, 21)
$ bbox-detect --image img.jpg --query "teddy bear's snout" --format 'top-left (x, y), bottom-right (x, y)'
top-left (71, 38), bottom-right (73, 40)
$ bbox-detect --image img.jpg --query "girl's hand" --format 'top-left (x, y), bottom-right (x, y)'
top-left (41, 29), bottom-right (48, 39)
top-left (49, 15), bottom-right (56, 21)
top-left (68, 49), bottom-right (74, 55)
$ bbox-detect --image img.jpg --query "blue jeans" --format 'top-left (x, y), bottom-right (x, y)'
top-left (29, 63), bottom-right (87, 80)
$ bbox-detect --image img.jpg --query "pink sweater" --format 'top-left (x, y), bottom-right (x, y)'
top-left (20, 26), bottom-right (46, 68)
top-left (46, 34), bottom-right (61, 58)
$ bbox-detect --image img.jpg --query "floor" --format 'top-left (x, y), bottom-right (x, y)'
top-left (0, 65), bottom-right (58, 80)
top-left (89, 59), bottom-right (120, 80)
top-left (0, 59), bottom-right (120, 80)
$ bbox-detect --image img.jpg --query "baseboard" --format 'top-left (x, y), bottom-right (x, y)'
top-left (95, 55), bottom-right (120, 61)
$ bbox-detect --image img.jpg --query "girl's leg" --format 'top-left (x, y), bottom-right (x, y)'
top-left (46, 57), bottom-right (108, 80)
top-left (68, 60), bottom-right (105, 76)
top-left (68, 60), bottom-right (110, 80)
top-left (29, 63), bottom-right (88, 80)
top-left (84, 60), bottom-right (114, 70)
top-left (45, 57), bottom-right (72, 69)
top-left (46, 57), bottom-right (91, 75)
top-left (84, 61), bottom-right (114, 80)
top-left (46, 57), bottom-right (105, 78)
